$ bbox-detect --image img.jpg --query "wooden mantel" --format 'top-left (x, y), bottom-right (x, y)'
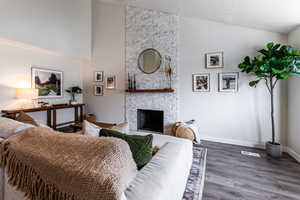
top-left (125, 88), bottom-right (174, 93)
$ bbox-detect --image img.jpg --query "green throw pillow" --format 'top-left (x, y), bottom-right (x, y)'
top-left (99, 129), bottom-right (153, 169)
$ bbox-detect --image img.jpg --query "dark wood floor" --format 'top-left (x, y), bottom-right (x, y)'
top-left (200, 141), bottom-right (300, 200)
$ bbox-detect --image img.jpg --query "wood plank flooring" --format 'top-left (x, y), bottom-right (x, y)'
top-left (200, 141), bottom-right (300, 200)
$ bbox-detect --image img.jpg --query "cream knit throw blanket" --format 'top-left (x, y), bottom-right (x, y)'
top-left (0, 127), bottom-right (137, 200)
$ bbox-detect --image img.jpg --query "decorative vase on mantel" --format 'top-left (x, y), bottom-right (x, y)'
top-left (163, 55), bottom-right (172, 89)
top-left (128, 73), bottom-right (136, 90)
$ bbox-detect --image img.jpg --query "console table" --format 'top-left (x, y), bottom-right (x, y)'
top-left (1, 104), bottom-right (85, 130)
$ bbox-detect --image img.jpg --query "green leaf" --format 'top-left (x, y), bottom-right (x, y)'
top-left (267, 42), bottom-right (274, 50)
top-left (249, 80), bottom-right (260, 87)
top-left (259, 49), bottom-right (270, 57)
top-left (292, 51), bottom-right (300, 56)
top-left (244, 56), bottom-right (251, 65)
top-left (257, 55), bottom-right (265, 61)
top-left (272, 68), bottom-right (282, 74)
top-left (238, 63), bottom-right (246, 69)
top-left (272, 44), bottom-right (281, 51)
top-left (279, 72), bottom-right (290, 79)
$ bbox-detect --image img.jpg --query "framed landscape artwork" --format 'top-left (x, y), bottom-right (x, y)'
top-left (206, 52), bottom-right (224, 69)
top-left (94, 85), bottom-right (104, 96)
top-left (94, 71), bottom-right (104, 82)
top-left (31, 67), bottom-right (63, 98)
top-left (218, 72), bottom-right (239, 92)
top-left (106, 76), bottom-right (116, 89)
top-left (193, 73), bottom-right (210, 92)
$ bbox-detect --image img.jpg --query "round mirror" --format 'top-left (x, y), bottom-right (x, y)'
top-left (138, 48), bottom-right (162, 74)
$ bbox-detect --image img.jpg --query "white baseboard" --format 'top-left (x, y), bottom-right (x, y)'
top-left (200, 135), bottom-right (265, 149)
top-left (284, 147), bottom-right (300, 163)
top-left (200, 135), bottom-right (300, 163)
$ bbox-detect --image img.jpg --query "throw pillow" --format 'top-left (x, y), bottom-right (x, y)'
top-left (99, 129), bottom-right (153, 169)
top-left (82, 120), bottom-right (102, 137)
top-left (15, 112), bottom-right (39, 126)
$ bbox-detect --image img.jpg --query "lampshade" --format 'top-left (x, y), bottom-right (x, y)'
top-left (16, 88), bottom-right (38, 99)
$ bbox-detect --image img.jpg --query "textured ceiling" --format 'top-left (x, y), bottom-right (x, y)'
top-left (97, 0), bottom-right (300, 34)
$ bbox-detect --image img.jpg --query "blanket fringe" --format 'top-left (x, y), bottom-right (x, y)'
top-left (0, 142), bottom-right (78, 200)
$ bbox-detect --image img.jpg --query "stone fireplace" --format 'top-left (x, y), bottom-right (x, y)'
top-left (125, 6), bottom-right (179, 134)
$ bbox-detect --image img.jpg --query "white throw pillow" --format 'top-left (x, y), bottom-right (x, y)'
top-left (83, 120), bottom-right (102, 137)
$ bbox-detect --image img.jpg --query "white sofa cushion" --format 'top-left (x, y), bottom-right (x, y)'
top-left (125, 137), bottom-right (193, 200)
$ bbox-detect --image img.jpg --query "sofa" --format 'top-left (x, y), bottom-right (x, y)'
top-left (0, 117), bottom-right (194, 200)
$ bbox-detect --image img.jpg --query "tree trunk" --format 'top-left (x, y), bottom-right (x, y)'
top-left (270, 76), bottom-right (275, 144)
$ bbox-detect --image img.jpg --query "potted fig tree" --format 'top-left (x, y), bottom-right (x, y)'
top-left (238, 42), bottom-right (300, 158)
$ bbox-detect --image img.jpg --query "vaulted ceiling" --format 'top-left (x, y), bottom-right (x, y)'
top-left (98, 0), bottom-right (300, 34)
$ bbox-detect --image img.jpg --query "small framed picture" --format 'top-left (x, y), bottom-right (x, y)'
top-left (106, 76), bottom-right (116, 89)
top-left (218, 72), bottom-right (239, 92)
top-left (193, 73), bottom-right (210, 92)
top-left (94, 85), bottom-right (104, 96)
top-left (206, 52), bottom-right (224, 69)
top-left (94, 71), bottom-right (104, 82)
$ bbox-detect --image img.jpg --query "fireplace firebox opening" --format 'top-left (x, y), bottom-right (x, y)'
top-left (137, 109), bottom-right (164, 133)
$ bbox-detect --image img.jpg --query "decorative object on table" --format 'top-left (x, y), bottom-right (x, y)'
top-left (218, 72), bottom-right (238, 92)
top-left (65, 86), bottom-right (82, 104)
top-left (94, 71), bottom-right (104, 82)
top-left (238, 42), bottom-right (300, 158)
top-left (31, 67), bottom-right (63, 98)
top-left (163, 55), bottom-right (172, 89)
top-left (94, 85), bottom-right (104, 96)
top-left (38, 101), bottom-right (49, 107)
top-left (15, 88), bottom-right (38, 108)
top-left (138, 48), bottom-right (162, 74)
top-left (205, 52), bottom-right (224, 69)
top-left (192, 74), bottom-right (210, 92)
top-left (106, 76), bottom-right (116, 89)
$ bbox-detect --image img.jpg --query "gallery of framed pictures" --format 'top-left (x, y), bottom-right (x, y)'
top-left (205, 52), bottom-right (224, 69)
top-left (193, 73), bottom-right (210, 92)
top-left (31, 67), bottom-right (63, 98)
top-left (218, 72), bottom-right (239, 92)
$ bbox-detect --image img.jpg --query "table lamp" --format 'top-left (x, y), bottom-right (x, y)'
top-left (16, 88), bottom-right (38, 108)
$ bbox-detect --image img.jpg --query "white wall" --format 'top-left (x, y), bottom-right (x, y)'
top-left (82, 1), bottom-right (125, 124)
top-left (179, 17), bottom-right (288, 147)
top-left (287, 26), bottom-right (300, 159)
top-left (0, 0), bottom-right (92, 59)
top-left (86, 2), bottom-right (289, 147)
top-left (0, 40), bottom-right (83, 125)
top-left (0, 0), bottom-right (91, 125)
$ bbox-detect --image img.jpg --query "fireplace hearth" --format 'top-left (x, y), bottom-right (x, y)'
top-left (137, 109), bottom-right (164, 133)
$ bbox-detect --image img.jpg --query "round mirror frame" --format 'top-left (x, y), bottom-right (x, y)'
top-left (137, 48), bottom-right (162, 74)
